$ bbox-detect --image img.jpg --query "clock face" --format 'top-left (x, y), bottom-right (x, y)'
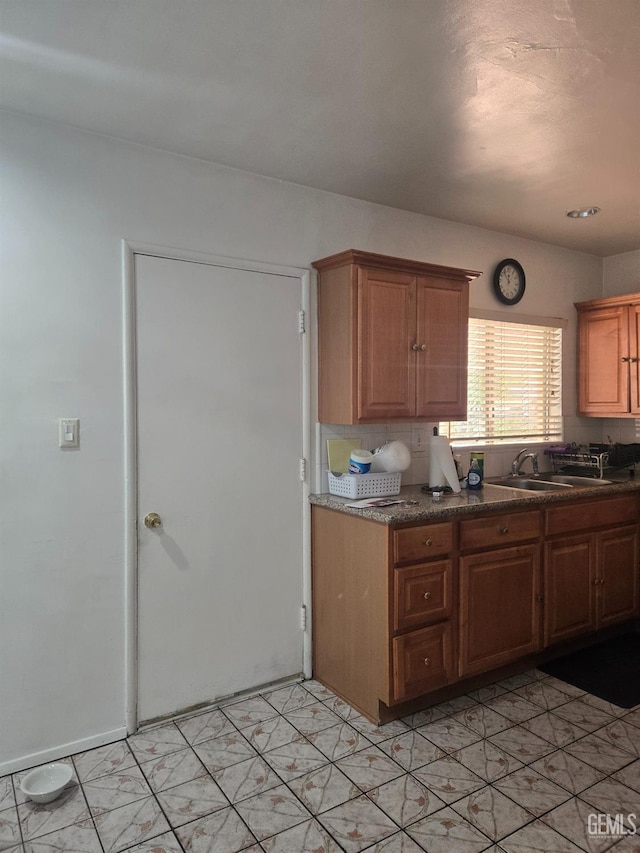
top-left (493, 259), bottom-right (525, 305)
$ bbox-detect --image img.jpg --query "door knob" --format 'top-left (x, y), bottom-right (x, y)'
top-left (144, 512), bottom-right (162, 529)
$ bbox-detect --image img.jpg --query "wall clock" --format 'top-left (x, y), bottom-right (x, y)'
top-left (493, 258), bottom-right (526, 305)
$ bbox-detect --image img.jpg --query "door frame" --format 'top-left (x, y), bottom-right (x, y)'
top-left (122, 239), bottom-right (312, 734)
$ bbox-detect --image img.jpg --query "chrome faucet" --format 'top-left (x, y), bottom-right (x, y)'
top-left (511, 448), bottom-right (539, 476)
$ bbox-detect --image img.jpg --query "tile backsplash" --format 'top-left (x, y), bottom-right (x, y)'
top-left (313, 416), bottom-right (615, 494)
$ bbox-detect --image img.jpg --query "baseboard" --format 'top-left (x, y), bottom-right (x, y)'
top-left (0, 727), bottom-right (128, 777)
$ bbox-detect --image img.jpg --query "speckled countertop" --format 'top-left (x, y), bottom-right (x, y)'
top-left (309, 472), bottom-right (640, 525)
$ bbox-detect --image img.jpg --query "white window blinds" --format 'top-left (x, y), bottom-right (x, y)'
top-left (441, 317), bottom-right (563, 444)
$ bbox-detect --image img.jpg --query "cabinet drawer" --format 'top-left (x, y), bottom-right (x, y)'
top-left (460, 511), bottom-right (541, 551)
top-left (393, 560), bottom-right (452, 632)
top-left (545, 495), bottom-right (639, 536)
top-left (393, 522), bottom-right (454, 564)
top-left (392, 622), bottom-right (454, 702)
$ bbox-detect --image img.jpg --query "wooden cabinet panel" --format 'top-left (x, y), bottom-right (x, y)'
top-left (358, 267), bottom-right (416, 420)
top-left (545, 495), bottom-right (638, 537)
top-left (459, 544), bottom-right (541, 677)
top-left (630, 304), bottom-right (640, 414)
top-left (392, 622), bottom-right (454, 701)
top-left (577, 306), bottom-right (629, 415)
top-left (544, 535), bottom-right (596, 646)
top-left (313, 250), bottom-right (481, 424)
top-left (415, 278), bottom-right (468, 420)
top-left (598, 525), bottom-right (640, 626)
top-left (575, 292), bottom-right (640, 417)
top-left (393, 522), bottom-right (454, 564)
top-left (460, 511), bottom-right (540, 552)
top-left (393, 560), bottom-right (452, 632)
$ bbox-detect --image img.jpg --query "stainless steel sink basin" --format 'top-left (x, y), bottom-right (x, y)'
top-left (487, 473), bottom-right (613, 491)
top-left (488, 478), bottom-right (573, 491)
top-left (536, 473), bottom-right (613, 486)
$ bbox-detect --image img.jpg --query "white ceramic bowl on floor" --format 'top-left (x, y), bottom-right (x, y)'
top-left (20, 762), bottom-right (73, 804)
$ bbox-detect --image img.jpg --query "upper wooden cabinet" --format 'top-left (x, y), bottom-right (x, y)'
top-left (575, 292), bottom-right (640, 416)
top-left (313, 250), bottom-right (481, 423)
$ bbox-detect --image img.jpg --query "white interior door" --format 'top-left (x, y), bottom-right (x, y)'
top-left (135, 253), bottom-right (304, 724)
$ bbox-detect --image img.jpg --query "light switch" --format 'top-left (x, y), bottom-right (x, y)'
top-left (59, 418), bottom-right (79, 448)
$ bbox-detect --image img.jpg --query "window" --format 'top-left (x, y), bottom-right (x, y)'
top-left (440, 315), bottom-right (563, 445)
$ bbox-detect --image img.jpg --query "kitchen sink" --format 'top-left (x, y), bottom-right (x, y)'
top-left (536, 473), bottom-right (613, 486)
top-left (487, 478), bottom-right (573, 491)
top-left (487, 473), bottom-right (613, 491)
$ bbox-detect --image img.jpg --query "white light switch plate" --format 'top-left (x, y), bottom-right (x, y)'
top-left (59, 418), bottom-right (79, 448)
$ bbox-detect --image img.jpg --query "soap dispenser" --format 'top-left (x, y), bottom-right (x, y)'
top-left (467, 457), bottom-right (483, 490)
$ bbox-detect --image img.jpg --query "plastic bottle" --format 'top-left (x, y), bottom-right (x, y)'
top-left (467, 458), bottom-right (483, 490)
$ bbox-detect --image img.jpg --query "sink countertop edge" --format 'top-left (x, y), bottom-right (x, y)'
top-left (309, 476), bottom-right (640, 524)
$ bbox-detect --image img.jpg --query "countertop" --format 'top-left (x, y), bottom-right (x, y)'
top-left (309, 471), bottom-right (640, 525)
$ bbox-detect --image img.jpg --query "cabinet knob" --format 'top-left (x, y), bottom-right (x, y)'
top-left (536, 595), bottom-right (544, 602)
top-left (423, 591), bottom-right (431, 600)
top-left (593, 578), bottom-right (601, 585)
top-left (423, 538), bottom-right (433, 546)
top-left (500, 526), bottom-right (509, 534)
top-left (424, 657), bottom-right (431, 667)
top-left (621, 357), bottom-right (631, 362)
top-left (411, 344), bottom-right (427, 351)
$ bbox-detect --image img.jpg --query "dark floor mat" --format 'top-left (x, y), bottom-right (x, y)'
top-left (539, 633), bottom-right (640, 709)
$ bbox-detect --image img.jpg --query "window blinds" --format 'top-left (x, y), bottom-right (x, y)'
top-left (441, 318), bottom-right (563, 444)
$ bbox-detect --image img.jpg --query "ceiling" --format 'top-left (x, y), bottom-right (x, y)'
top-left (1, 0), bottom-right (639, 257)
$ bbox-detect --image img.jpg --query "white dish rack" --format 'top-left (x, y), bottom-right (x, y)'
top-left (328, 471), bottom-right (402, 499)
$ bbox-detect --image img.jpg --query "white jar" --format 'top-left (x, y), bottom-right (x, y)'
top-left (348, 449), bottom-right (373, 474)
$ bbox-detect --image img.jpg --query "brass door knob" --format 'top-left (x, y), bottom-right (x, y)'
top-left (144, 512), bottom-right (162, 529)
top-left (423, 591), bottom-right (431, 600)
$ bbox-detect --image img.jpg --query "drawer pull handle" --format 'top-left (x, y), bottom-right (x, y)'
top-left (500, 526), bottom-right (509, 534)
top-left (423, 538), bottom-right (433, 546)
top-left (423, 591), bottom-right (431, 600)
top-left (424, 657), bottom-right (431, 667)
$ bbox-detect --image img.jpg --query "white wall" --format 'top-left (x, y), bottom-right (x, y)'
top-left (603, 250), bottom-right (640, 298)
top-left (0, 111), bottom-right (605, 772)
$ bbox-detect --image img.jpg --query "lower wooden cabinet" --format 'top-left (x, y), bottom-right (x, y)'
top-left (544, 496), bottom-right (640, 646)
top-left (459, 544), bottom-right (542, 677)
top-left (312, 490), bottom-right (639, 724)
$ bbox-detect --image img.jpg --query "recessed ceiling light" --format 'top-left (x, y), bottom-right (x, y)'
top-left (566, 207), bottom-right (601, 218)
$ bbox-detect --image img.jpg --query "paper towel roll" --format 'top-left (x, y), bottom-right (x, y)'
top-left (429, 435), bottom-right (461, 492)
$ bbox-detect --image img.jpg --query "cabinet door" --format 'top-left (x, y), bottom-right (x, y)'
top-left (629, 304), bottom-right (640, 414)
top-left (415, 277), bottom-right (468, 420)
top-left (597, 525), bottom-right (639, 626)
top-left (577, 306), bottom-right (629, 415)
top-left (459, 544), bottom-right (541, 677)
top-left (358, 267), bottom-right (416, 420)
top-left (544, 534), bottom-right (596, 646)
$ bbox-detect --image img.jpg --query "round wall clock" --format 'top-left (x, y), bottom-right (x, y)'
top-left (493, 258), bottom-right (526, 305)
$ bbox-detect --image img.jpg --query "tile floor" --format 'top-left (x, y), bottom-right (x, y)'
top-left (1, 669), bottom-right (639, 852)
